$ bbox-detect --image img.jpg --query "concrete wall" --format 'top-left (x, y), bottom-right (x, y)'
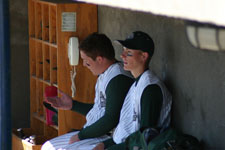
top-left (98, 6), bottom-right (225, 150)
top-left (10, 0), bottom-right (30, 128)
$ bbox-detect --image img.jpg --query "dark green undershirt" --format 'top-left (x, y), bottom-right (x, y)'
top-left (71, 74), bottom-right (134, 140)
top-left (71, 100), bottom-right (93, 116)
top-left (104, 75), bottom-right (163, 149)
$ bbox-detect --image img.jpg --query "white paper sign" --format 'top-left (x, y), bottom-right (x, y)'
top-left (61, 12), bottom-right (76, 32)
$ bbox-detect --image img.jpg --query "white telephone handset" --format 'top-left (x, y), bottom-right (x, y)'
top-left (68, 37), bottom-right (79, 66)
top-left (68, 37), bottom-right (79, 97)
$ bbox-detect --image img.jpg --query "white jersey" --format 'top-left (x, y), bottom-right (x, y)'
top-left (83, 62), bottom-right (132, 128)
top-left (113, 70), bottom-right (172, 144)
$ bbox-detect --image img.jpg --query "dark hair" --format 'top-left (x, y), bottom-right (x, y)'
top-left (79, 32), bottom-right (115, 60)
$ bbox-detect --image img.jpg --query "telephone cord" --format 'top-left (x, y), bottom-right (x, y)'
top-left (70, 67), bottom-right (76, 97)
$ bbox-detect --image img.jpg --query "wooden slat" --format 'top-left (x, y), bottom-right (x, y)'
top-left (42, 83), bottom-right (47, 121)
top-left (35, 1), bottom-right (42, 39)
top-left (33, 0), bottom-right (57, 7)
top-left (57, 3), bottom-right (97, 135)
top-left (28, 0), bottom-right (35, 37)
top-left (42, 4), bottom-right (49, 41)
top-left (36, 80), bottom-right (44, 116)
top-left (31, 37), bottom-right (57, 48)
top-left (42, 40), bottom-right (57, 48)
top-left (30, 78), bottom-right (37, 122)
top-left (35, 41), bottom-right (43, 79)
top-left (29, 38), bottom-right (36, 75)
top-left (43, 43), bottom-right (50, 81)
top-left (49, 5), bottom-right (56, 44)
top-left (50, 47), bottom-right (57, 84)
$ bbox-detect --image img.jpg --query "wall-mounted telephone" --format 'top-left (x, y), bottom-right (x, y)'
top-left (68, 37), bottom-right (79, 66)
top-left (68, 37), bottom-right (79, 97)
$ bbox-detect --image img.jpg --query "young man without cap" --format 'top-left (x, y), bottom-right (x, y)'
top-left (93, 31), bottom-right (172, 150)
top-left (41, 33), bottom-right (133, 150)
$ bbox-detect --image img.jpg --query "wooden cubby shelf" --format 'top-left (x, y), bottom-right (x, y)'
top-left (31, 37), bottom-right (57, 48)
top-left (12, 0), bottom-right (98, 149)
top-left (33, 113), bottom-right (58, 130)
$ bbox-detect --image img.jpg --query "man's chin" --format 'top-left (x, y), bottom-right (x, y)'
top-left (123, 66), bottom-right (130, 71)
top-left (92, 72), bottom-right (98, 76)
top-left (91, 71), bottom-right (99, 76)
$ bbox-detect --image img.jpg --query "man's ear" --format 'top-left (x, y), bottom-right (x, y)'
top-left (96, 56), bottom-right (103, 64)
top-left (142, 52), bottom-right (149, 62)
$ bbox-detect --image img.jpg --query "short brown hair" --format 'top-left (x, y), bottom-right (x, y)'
top-left (79, 33), bottom-right (115, 60)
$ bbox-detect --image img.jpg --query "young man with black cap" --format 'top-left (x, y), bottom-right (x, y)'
top-left (41, 33), bottom-right (133, 150)
top-left (93, 31), bottom-right (172, 150)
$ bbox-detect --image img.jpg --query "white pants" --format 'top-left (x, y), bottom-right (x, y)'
top-left (41, 131), bottom-right (110, 150)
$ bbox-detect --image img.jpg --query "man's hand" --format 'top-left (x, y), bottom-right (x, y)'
top-left (69, 134), bottom-right (80, 144)
top-left (93, 143), bottom-right (104, 150)
top-left (45, 90), bottom-right (73, 110)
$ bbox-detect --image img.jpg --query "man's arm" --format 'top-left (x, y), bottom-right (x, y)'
top-left (105, 84), bottom-right (163, 149)
top-left (78, 75), bottom-right (134, 140)
top-left (140, 84), bottom-right (163, 129)
top-left (46, 89), bottom-right (94, 116)
top-left (71, 100), bottom-right (94, 116)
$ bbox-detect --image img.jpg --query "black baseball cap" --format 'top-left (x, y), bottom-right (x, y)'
top-left (116, 31), bottom-right (154, 57)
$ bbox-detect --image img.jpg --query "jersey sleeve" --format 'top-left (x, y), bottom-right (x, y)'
top-left (78, 75), bottom-right (134, 140)
top-left (140, 84), bottom-right (163, 129)
top-left (70, 100), bottom-right (94, 116)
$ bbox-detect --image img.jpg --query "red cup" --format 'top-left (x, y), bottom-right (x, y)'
top-left (44, 86), bottom-right (57, 98)
top-left (44, 86), bottom-right (57, 125)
